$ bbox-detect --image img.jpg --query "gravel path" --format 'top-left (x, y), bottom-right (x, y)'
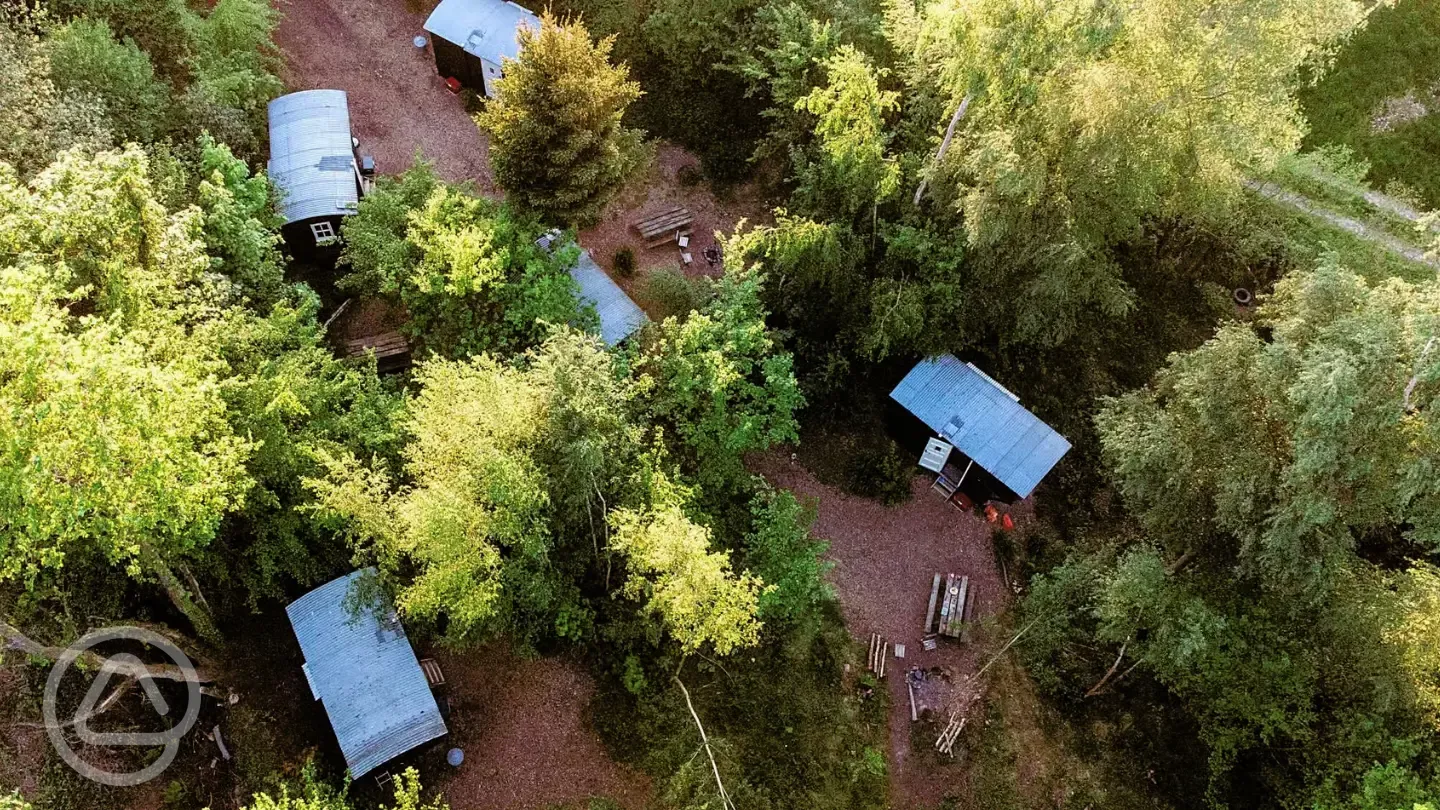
top-left (751, 452), bottom-right (1025, 809)
top-left (272, 0), bottom-right (495, 189)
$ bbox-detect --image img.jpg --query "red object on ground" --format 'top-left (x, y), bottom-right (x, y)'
top-left (444, 76), bottom-right (461, 94)
top-left (953, 492), bottom-right (973, 511)
top-left (984, 504), bottom-right (999, 523)
top-left (1001, 514), bottom-right (1015, 531)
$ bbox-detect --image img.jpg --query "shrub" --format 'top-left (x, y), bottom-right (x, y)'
top-left (847, 442), bottom-right (912, 506)
top-left (640, 267), bottom-right (706, 321)
top-left (613, 246), bottom-right (636, 277)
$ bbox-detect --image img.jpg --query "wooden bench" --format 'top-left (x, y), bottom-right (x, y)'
top-left (341, 330), bottom-right (412, 372)
top-left (632, 206), bottom-right (694, 247)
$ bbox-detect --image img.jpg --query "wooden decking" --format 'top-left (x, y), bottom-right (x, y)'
top-left (341, 329), bottom-right (412, 371)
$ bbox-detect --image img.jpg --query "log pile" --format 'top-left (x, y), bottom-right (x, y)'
top-left (866, 632), bottom-right (888, 678)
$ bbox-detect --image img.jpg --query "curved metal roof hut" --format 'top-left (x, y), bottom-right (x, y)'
top-left (267, 90), bottom-right (362, 259)
top-left (286, 569), bottom-right (447, 778)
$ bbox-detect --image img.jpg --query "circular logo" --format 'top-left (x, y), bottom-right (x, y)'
top-left (43, 626), bottom-right (202, 786)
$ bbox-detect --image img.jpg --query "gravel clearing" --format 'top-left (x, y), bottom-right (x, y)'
top-left (273, 0), bottom-right (495, 189)
top-left (578, 145), bottom-right (774, 312)
top-left (433, 645), bottom-right (651, 810)
top-left (751, 451), bottom-right (1026, 809)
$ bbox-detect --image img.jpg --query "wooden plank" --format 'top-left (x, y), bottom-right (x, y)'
top-left (633, 207), bottom-right (694, 238)
top-left (924, 573), bottom-right (942, 634)
top-left (939, 574), bottom-right (956, 636)
top-left (961, 587), bottom-right (977, 643)
top-left (635, 207), bottom-right (689, 228)
top-left (955, 576), bottom-right (970, 638)
top-left (639, 212), bottom-right (691, 232)
top-left (937, 574), bottom-right (952, 636)
top-left (633, 205), bottom-right (685, 227)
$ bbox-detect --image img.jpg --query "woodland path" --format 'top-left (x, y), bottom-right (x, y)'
top-left (1247, 179), bottom-right (1440, 269)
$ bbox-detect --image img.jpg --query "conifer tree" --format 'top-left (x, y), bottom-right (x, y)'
top-left (474, 14), bottom-right (644, 226)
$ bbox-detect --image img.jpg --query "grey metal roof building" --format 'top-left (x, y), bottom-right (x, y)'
top-left (424, 0), bottom-right (538, 66)
top-left (267, 90), bottom-right (359, 225)
top-left (286, 569), bottom-right (446, 778)
top-left (890, 355), bottom-right (1071, 499)
top-left (570, 250), bottom-right (648, 346)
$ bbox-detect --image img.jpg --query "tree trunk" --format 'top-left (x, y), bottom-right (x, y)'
top-left (1085, 640), bottom-right (1129, 697)
top-left (140, 544), bottom-right (221, 646)
top-left (674, 676), bottom-right (736, 810)
top-left (1166, 548), bottom-right (1197, 576)
top-left (0, 619), bottom-right (217, 683)
top-left (913, 92), bottom-right (973, 206)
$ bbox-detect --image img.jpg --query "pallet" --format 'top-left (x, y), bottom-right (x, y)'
top-left (342, 330), bottom-right (409, 358)
top-left (340, 330), bottom-right (412, 373)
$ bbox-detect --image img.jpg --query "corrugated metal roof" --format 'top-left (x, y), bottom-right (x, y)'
top-left (285, 569), bottom-right (447, 778)
top-left (890, 355), bottom-right (1071, 498)
top-left (267, 90), bottom-right (359, 225)
top-left (424, 0), bottom-right (538, 64)
top-left (570, 249), bottom-right (647, 346)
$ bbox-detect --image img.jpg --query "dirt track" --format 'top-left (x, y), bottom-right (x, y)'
top-left (273, 0), bottom-right (495, 188)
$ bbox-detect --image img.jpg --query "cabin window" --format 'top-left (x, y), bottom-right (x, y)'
top-left (311, 221), bottom-right (338, 244)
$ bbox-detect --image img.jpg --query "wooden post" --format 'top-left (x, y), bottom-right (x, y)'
top-left (924, 573), bottom-right (942, 634)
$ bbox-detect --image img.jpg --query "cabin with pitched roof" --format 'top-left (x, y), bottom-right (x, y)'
top-left (890, 355), bottom-right (1071, 502)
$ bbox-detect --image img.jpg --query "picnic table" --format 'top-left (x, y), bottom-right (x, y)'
top-left (632, 206), bottom-right (694, 247)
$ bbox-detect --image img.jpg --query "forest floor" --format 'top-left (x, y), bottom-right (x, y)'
top-left (577, 145), bottom-right (776, 306)
top-left (751, 452), bottom-right (1031, 809)
top-left (430, 646), bottom-right (651, 810)
top-left (272, 0), bottom-right (495, 189)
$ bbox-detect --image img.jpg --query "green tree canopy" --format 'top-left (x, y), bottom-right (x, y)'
top-left (892, 0), bottom-right (1366, 345)
top-left (631, 251), bottom-right (805, 485)
top-left (474, 14), bottom-right (645, 226)
top-left (340, 162), bottom-right (594, 359)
